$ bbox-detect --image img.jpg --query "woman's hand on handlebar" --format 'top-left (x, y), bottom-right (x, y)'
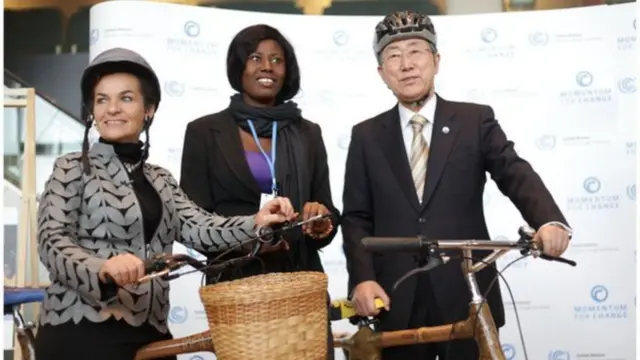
top-left (255, 197), bottom-right (298, 227)
top-left (98, 253), bottom-right (145, 286)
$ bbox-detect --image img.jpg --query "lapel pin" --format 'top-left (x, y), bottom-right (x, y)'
top-left (442, 126), bottom-right (450, 134)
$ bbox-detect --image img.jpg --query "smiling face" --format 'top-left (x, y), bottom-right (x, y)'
top-left (377, 38), bottom-right (440, 106)
top-left (92, 72), bottom-right (155, 143)
top-left (241, 39), bottom-right (286, 107)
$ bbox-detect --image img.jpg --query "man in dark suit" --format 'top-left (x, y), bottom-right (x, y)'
top-left (341, 11), bottom-right (572, 360)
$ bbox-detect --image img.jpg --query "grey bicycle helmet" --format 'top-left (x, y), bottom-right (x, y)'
top-left (81, 47), bottom-right (161, 113)
top-left (79, 48), bottom-right (162, 174)
top-left (373, 11), bottom-right (438, 57)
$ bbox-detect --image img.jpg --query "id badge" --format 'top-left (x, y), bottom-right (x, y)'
top-left (259, 192), bottom-right (276, 208)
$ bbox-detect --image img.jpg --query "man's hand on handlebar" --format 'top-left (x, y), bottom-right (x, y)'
top-left (352, 280), bottom-right (390, 317)
top-left (98, 253), bottom-right (145, 287)
top-left (534, 224), bottom-right (570, 258)
top-left (255, 197), bottom-right (298, 228)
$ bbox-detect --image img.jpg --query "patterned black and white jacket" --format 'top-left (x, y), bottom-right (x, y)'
top-left (36, 142), bottom-right (257, 333)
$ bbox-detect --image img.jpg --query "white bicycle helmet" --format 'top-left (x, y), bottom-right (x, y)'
top-left (373, 11), bottom-right (438, 57)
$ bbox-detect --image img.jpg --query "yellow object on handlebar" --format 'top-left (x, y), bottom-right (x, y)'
top-left (329, 298), bottom-right (386, 321)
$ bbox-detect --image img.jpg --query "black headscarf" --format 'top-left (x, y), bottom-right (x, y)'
top-left (228, 93), bottom-right (312, 270)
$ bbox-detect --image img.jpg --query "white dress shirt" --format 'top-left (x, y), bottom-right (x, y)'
top-left (397, 94), bottom-right (437, 158)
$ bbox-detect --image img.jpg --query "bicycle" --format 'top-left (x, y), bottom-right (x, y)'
top-left (332, 225), bottom-right (577, 360)
top-left (4, 286), bottom-right (46, 360)
top-left (133, 225), bottom-right (576, 360)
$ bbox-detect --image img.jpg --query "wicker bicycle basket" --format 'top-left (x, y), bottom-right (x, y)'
top-left (199, 271), bottom-right (328, 360)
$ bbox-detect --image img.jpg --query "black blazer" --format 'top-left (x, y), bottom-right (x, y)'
top-left (179, 108), bottom-right (340, 278)
top-left (341, 96), bottom-right (568, 332)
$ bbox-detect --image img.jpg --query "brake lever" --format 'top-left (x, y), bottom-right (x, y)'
top-left (393, 252), bottom-right (447, 291)
top-left (517, 226), bottom-right (577, 267)
top-left (258, 213), bottom-right (330, 245)
top-left (137, 257), bottom-right (190, 283)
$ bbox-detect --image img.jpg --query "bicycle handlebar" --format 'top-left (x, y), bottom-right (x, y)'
top-left (102, 214), bottom-right (332, 286)
top-left (361, 225), bottom-right (577, 269)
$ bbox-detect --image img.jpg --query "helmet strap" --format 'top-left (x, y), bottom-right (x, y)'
top-left (406, 88), bottom-right (433, 112)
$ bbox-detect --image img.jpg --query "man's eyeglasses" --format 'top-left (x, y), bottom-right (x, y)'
top-left (382, 48), bottom-right (432, 67)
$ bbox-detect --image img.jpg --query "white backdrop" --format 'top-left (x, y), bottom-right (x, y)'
top-left (89, 2), bottom-right (636, 359)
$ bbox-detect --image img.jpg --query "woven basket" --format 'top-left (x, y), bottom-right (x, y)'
top-left (199, 271), bottom-right (328, 360)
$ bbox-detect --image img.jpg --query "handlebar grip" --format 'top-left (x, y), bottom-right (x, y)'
top-left (143, 258), bottom-right (164, 274)
top-left (540, 254), bottom-right (577, 267)
top-left (101, 273), bottom-right (115, 285)
top-left (100, 257), bottom-right (163, 286)
top-left (361, 237), bottom-right (422, 252)
top-left (330, 297), bottom-right (386, 321)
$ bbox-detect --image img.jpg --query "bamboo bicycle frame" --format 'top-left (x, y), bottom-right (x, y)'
top-left (333, 249), bottom-right (505, 360)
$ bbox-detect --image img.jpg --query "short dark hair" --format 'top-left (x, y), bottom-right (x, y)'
top-left (226, 24), bottom-right (301, 103)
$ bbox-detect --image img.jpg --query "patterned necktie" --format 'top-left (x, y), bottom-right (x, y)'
top-left (409, 114), bottom-right (429, 201)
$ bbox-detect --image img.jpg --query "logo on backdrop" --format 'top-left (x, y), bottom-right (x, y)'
top-left (583, 176), bottom-right (600, 193)
top-left (617, 77), bottom-right (636, 93)
top-left (529, 31), bottom-right (549, 46)
top-left (560, 71), bottom-right (612, 105)
top-left (184, 20), bottom-right (201, 37)
top-left (535, 135), bottom-right (556, 150)
top-left (164, 81), bottom-right (185, 97)
top-left (625, 141), bottom-right (636, 155)
top-left (333, 30), bottom-right (349, 46)
top-left (168, 305), bottom-right (188, 324)
top-left (567, 176), bottom-right (619, 211)
top-left (548, 350), bottom-right (570, 360)
top-left (480, 28), bottom-right (498, 43)
top-left (466, 27), bottom-right (514, 59)
top-left (617, 18), bottom-right (636, 50)
top-left (575, 71), bottom-right (593, 87)
top-left (574, 285), bottom-right (627, 320)
top-left (89, 29), bottom-right (99, 46)
top-left (167, 20), bottom-right (216, 55)
top-left (502, 344), bottom-right (516, 360)
top-left (626, 184), bottom-right (635, 200)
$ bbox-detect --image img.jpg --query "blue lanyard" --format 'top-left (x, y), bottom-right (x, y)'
top-left (246, 120), bottom-right (278, 194)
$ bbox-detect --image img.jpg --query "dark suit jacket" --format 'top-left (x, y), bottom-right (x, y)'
top-left (179, 108), bottom-right (340, 278)
top-left (341, 95), bottom-right (568, 331)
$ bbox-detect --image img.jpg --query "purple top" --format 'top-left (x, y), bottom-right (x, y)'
top-left (245, 150), bottom-right (272, 193)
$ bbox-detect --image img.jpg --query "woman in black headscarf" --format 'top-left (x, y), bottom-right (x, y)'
top-left (179, 24), bottom-right (340, 359)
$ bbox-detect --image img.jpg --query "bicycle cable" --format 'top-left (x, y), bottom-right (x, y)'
top-left (442, 254), bottom-right (530, 360)
top-left (171, 216), bottom-right (327, 282)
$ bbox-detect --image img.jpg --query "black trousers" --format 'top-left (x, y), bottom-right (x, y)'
top-left (35, 318), bottom-right (176, 360)
top-left (381, 273), bottom-right (479, 360)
